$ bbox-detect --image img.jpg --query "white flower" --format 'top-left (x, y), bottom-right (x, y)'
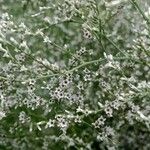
top-left (45, 119), bottom-right (55, 128)
top-left (0, 111), bottom-right (6, 120)
top-left (20, 41), bottom-right (28, 49)
top-left (43, 36), bottom-right (52, 43)
top-left (19, 22), bottom-right (26, 28)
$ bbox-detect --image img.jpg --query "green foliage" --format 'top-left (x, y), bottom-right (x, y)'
top-left (0, 0), bottom-right (150, 149)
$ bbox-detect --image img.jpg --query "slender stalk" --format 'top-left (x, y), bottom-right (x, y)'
top-left (4, 39), bottom-right (59, 73)
top-left (130, 0), bottom-right (150, 25)
top-left (67, 57), bottom-right (130, 73)
top-left (0, 76), bottom-right (7, 80)
top-left (50, 42), bottom-right (84, 64)
top-left (37, 55), bottom-right (144, 80)
top-left (101, 32), bottom-right (129, 57)
top-left (36, 73), bottom-right (60, 80)
top-left (23, 51), bottom-right (58, 73)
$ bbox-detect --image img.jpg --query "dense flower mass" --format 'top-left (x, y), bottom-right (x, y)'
top-left (0, 0), bottom-right (150, 149)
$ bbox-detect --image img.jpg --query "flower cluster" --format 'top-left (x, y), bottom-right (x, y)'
top-left (0, 0), bottom-right (150, 149)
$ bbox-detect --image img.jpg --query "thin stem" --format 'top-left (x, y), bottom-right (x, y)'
top-left (37, 56), bottom-right (142, 79)
top-left (4, 39), bottom-right (59, 73)
top-left (94, 0), bottom-right (105, 51)
top-left (130, 0), bottom-right (150, 25)
top-left (89, 22), bottom-right (128, 56)
top-left (50, 42), bottom-right (84, 64)
top-left (0, 76), bottom-right (7, 80)
top-left (139, 44), bottom-right (150, 58)
top-left (102, 32), bottom-right (128, 57)
top-left (24, 51), bottom-right (58, 73)
top-left (36, 73), bottom-right (60, 80)
top-left (67, 57), bottom-right (130, 73)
